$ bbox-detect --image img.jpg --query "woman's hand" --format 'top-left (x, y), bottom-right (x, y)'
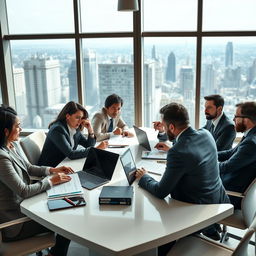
top-left (96, 140), bottom-right (109, 149)
top-left (50, 166), bottom-right (74, 174)
top-left (80, 119), bottom-right (93, 134)
top-left (50, 173), bottom-right (72, 186)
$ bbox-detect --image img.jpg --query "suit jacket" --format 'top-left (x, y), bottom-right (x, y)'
top-left (203, 112), bottom-right (236, 151)
top-left (92, 108), bottom-right (128, 142)
top-left (218, 126), bottom-right (256, 194)
top-left (38, 120), bottom-right (96, 167)
top-left (0, 144), bottom-right (50, 238)
top-left (139, 127), bottom-right (229, 204)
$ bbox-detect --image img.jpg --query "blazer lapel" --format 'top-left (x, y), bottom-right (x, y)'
top-left (214, 114), bottom-right (225, 136)
top-left (8, 149), bottom-right (29, 175)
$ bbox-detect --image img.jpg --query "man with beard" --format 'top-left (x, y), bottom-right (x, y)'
top-left (203, 94), bottom-right (236, 151)
top-left (218, 101), bottom-right (256, 209)
top-left (136, 103), bottom-right (230, 254)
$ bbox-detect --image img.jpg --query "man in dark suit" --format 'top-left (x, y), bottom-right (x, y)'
top-left (136, 103), bottom-right (230, 253)
top-left (219, 101), bottom-right (256, 209)
top-left (203, 94), bottom-right (236, 151)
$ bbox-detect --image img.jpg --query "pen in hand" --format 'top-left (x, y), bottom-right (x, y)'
top-left (64, 197), bottom-right (76, 206)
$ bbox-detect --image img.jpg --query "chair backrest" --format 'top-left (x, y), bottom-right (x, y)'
top-left (241, 178), bottom-right (256, 228)
top-left (232, 216), bottom-right (256, 256)
top-left (20, 131), bottom-right (46, 165)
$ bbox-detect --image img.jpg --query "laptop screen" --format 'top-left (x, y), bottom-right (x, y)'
top-left (120, 148), bottom-right (137, 185)
top-left (82, 147), bottom-right (119, 180)
top-left (133, 125), bottom-right (151, 151)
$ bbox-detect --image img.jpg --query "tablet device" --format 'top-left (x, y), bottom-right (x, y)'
top-left (47, 196), bottom-right (86, 211)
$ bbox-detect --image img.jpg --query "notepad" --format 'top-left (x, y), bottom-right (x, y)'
top-left (141, 149), bottom-right (167, 160)
top-left (47, 173), bottom-right (83, 199)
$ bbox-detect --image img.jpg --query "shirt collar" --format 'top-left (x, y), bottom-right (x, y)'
top-left (212, 112), bottom-right (223, 128)
top-left (243, 127), bottom-right (252, 137)
top-left (176, 126), bottom-right (190, 142)
top-left (67, 124), bottom-right (77, 136)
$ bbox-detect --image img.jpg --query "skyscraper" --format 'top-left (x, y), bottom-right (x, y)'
top-left (23, 55), bottom-right (62, 128)
top-left (202, 64), bottom-right (216, 96)
top-left (68, 59), bottom-right (78, 101)
top-left (166, 52), bottom-right (176, 82)
top-left (179, 66), bottom-right (194, 100)
top-left (84, 49), bottom-right (99, 108)
top-left (225, 42), bottom-right (233, 67)
top-left (151, 45), bottom-right (157, 60)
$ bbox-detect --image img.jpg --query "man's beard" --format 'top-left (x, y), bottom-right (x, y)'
top-left (235, 121), bottom-right (247, 132)
top-left (167, 130), bottom-right (175, 141)
top-left (205, 111), bottom-right (217, 120)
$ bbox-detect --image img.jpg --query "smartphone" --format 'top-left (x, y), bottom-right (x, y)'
top-left (47, 196), bottom-right (86, 211)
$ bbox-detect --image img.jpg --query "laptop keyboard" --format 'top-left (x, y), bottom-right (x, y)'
top-left (77, 171), bottom-right (108, 189)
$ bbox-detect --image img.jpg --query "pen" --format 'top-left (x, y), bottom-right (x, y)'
top-left (148, 171), bottom-right (162, 176)
top-left (63, 197), bottom-right (76, 206)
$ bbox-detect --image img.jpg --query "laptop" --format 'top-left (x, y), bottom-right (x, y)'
top-left (133, 125), bottom-right (151, 151)
top-left (120, 148), bottom-right (166, 180)
top-left (77, 147), bottom-right (119, 190)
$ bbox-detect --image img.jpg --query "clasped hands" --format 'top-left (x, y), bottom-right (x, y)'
top-left (113, 127), bottom-right (134, 137)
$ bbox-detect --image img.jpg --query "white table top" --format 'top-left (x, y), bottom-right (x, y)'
top-left (21, 132), bottom-right (233, 256)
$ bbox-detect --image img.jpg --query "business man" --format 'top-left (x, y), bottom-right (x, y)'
top-left (136, 103), bottom-right (229, 253)
top-left (219, 101), bottom-right (256, 209)
top-left (92, 94), bottom-right (133, 142)
top-left (154, 95), bottom-right (236, 151)
top-left (203, 94), bottom-right (236, 151)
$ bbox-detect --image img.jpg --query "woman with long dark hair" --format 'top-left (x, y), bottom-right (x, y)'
top-left (0, 105), bottom-right (73, 256)
top-left (38, 101), bottom-right (108, 167)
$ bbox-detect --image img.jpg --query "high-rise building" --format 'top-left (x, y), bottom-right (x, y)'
top-left (248, 58), bottom-right (256, 84)
top-left (84, 49), bottom-right (99, 108)
top-left (151, 45), bottom-right (157, 60)
top-left (68, 59), bottom-right (78, 101)
top-left (179, 66), bottom-right (194, 100)
top-left (166, 52), bottom-right (176, 82)
top-left (223, 66), bottom-right (241, 89)
top-left (23, 55), bottom-right (62, 128)
top-left (202, 64), bottom-right (217, 96)
top-left (225, 42), bottom-right (233, 67)
top-left (98, 63), bottom-right (134, 126)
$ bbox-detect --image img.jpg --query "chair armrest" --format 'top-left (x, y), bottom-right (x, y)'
top-left (226, 190), bottom-right (244, 198)
top-left (0, 217), bottom-right (31, 230)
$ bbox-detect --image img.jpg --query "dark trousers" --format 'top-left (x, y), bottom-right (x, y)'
top-left (3, 220), bottom-right (70, 256)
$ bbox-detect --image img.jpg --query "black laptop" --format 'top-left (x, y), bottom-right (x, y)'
top-left (120, 148), bottom-right (137, 185)
top-left (77, 147), bottom-right (119, 190)
top-left (133, 125), bottom-right (151, 151)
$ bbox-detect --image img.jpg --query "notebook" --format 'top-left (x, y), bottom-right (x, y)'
top-left (133, 126), bottom-right (167, 160)
top-left (77, 147), bottom-right (119, 190)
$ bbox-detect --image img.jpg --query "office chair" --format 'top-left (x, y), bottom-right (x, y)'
top-left (20, 131), bottom-right (46, 165)
top-left (0, 216), bottom-right (55, 256)
top-left (167, 216), bottom-right (256, 256)
top-left (219, 178), bottom-right (256, 249)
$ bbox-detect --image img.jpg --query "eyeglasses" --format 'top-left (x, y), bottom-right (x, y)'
top-left (233, 115), bottom-right (250, 119)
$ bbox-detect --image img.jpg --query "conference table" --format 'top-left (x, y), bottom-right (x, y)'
top-left (21, 129), bottom-right (233, 256)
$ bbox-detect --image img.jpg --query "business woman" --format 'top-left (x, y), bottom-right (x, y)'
top-left (38, 101), bottom-right (108, 167)
top-left (0, 105), bottom-right (73, 256)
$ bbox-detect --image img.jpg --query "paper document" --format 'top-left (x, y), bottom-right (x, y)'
top-left (137, 160), bottom-right (166, 176)
top-left (47, 173), bottom-right (83, 199)
top-left (108, 135), bottom-right (130, 146)
top-left (141, 149), bottom-right (167, 160)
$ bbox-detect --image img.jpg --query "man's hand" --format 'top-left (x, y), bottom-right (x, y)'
top-left (153, 121), bottom-right (165, 133)
top-left (135, 167), bottom-right (147, 180)
top-left (122, 131), bottom-right (134, 137)
top-left (154, 142), bottom-right (170, 151)
top-left (96, 140), bottom-right (109, 149)
top-left (50, 166), bottom-right (74, 174)
top-left (113, 127), bottom-right (123, 135)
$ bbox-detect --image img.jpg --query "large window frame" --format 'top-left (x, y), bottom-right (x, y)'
top-left (1, 0), bottom-right (256, 133)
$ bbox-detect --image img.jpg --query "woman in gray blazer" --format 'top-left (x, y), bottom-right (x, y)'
top-left (38, 101), bottom-right (108, 167)
top-left (0, 105), bottom-right (73, 256)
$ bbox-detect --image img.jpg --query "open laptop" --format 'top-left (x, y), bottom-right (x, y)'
top-left (77, 147), bottom-right (119, 190)
top-left (133, 125), bottom-right (151, 151)
top-left (120, 148), bottom-right (166, 181)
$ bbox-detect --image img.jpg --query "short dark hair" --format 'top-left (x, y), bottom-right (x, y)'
top-left (105, 94), bottom-right (123, 108)
top-left (236, 101), bottom-right (256, 123)
top-left (49, 101), bottom-right (88, 128)
top-left (0, 105), bottom-right (17, 148)
top-left (160, 103), bottom-right (190, 129)
top-left (204, 94), bottom-right (224, 108)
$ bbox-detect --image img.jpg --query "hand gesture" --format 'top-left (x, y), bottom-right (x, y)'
top-left (154, 142), bottom-right (170, 151)
top-left (113, 127), bottom-right (123, 135)
top-left (153, 121), bottom-right (165, 133)
top-left (81, 119), bottom-right (93, 134)
top-left (135, 167), bottom-right (147, 179)
top-left (122, 131), bottom-right (134, 137)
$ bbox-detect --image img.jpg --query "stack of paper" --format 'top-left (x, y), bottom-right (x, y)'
top-left (47, 173), bottom-right (83, 199)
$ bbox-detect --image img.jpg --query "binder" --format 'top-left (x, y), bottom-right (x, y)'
top-left (99, 186), bottom-right (133, 205)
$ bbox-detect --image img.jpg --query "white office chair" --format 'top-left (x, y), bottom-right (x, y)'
top-left (167, 216), bottom-right (256, 256)
top-left (20, 131), bottom-right (46, 165)
top-left (219, 178), bottom-right (256, 248)
top-left (0, 216), bottom-right (55, 256)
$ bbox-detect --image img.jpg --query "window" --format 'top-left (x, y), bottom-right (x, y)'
top-left (82, 38), bottom-right (134, 126)
top-left (143, 38), bottom-right (196, 127)
top-left (10, 40), bottom-right (77, 129)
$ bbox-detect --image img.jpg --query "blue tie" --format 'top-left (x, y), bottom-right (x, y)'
top-left (108, 118), bottom-right (113, 132)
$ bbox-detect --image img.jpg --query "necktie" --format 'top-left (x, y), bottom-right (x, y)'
top-left (209, 123), bottom-right (214, 135)
top-left (108, 118), bottom-right (113, 132)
